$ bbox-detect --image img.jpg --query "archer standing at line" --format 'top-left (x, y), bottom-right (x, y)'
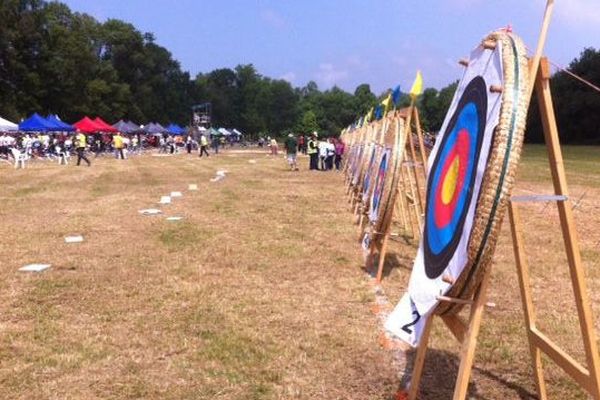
top-left (75, 130), bottom-right (91, 167)
top-left (198, 134), bottom-right (210, 157)
top-left (307, 132), bottom-right (319, 171)
top-left (284, 133), bottom-right (299, 171)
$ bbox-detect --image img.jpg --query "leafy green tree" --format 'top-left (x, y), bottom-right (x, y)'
top-left (297, 110), bottom-right (319, 134)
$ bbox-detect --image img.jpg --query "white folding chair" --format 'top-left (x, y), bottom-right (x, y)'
top-left (10, 148), bottom-right (27, 169)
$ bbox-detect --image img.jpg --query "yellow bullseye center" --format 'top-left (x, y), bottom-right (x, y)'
top-left (441, 156), bottom-right (460, 205)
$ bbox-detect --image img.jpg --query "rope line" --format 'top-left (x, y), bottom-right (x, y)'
top-left (548, 59), bottom-right (600, 94)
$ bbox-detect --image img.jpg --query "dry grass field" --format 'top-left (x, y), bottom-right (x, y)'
top-left (0, 144), bottom-right (599, 399)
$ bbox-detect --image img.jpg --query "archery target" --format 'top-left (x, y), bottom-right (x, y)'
top-left (423, 76), bottom-right (487, 279)
top-left (386, 31), bottom-right (530, 346)
top-left (369, 117), bottom-right (407, 236)
top-left (362, 144), bottom-right (379, 203)
top-left (369, 150), bottom-right (388, 223)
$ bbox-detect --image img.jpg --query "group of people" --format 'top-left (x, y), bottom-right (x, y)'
top-left (282, 132), bottom-right (345, 172)
top-left (307, 133), bottom-right (345, 171)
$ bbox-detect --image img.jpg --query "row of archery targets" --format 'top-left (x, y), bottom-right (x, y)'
top-left (338, 4), bottom-right (600, 398)
top-left (342, 103), bottom-right (429, 282)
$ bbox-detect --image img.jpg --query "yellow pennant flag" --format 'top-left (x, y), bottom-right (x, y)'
top-left (409, 70), bottom-right (423, 98)
top-left (366, 107), bottom-right (374, 123)
top-left (381, 93), bottom-right (392, 115)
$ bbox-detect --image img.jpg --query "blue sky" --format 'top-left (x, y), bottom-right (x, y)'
top-left (61, 0), bottom-right (600, 95)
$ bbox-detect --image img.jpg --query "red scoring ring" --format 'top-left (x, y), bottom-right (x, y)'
top-left (433, 129), bottom-right (470, 228)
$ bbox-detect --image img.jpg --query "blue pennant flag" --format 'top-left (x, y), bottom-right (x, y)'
top-left (374, 105), bottom-right (383, 120)
top-left (392, 85), bottom-right (402, 106)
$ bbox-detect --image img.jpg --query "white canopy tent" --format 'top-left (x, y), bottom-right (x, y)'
top-left (0, 116), bottom-right (18, 131)
top-left (218, 128), bottom-right (232, 136)
top-left (232, 129), bottom-right (243, 136)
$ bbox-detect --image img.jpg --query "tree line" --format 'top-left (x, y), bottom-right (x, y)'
top-left (1, 1), bottom-right (598, 142)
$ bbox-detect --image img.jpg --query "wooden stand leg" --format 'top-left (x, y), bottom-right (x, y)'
top-left (408, 315), bottom-right (435, 400)
top-left (509, 202), bottom-right (548, 399)
top-left (412, 106), bottom-right (428, 170)
top-left (452, 271), bottom-right (491, 400)
top-left (376, 229), bottom-right (391, 283)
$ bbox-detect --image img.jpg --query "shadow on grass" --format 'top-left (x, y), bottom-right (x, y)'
top-left (398, 348), bottom-right (537, 400)
top-left (364, 252), bottom-right (412, 280)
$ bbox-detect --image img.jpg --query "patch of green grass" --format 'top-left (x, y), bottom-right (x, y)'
top-left (14, 185), bottom-right (46, 197)
top-left (158, 222), bottom-right (214, 251)
top-left (520, 145), bottom-right (600, 187)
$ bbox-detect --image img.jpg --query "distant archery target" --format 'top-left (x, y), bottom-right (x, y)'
top-left (362, 145), bottom-right (379, 202)
top-left (369, 150), bottom-right (389, 222)
top-left (423, 77), bottom-right (487, 279)
top-left (369, 116), bottom-right (407, 237)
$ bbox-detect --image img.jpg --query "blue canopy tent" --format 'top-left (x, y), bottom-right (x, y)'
top-left (19, 113), bottom-right (56, 132)
top-left (113, 120), bottom-right (133, 133)
top-left (125, 121), bottom-right (141, 132)
top-left (46, 114), bottom-right (75, 132)
top-left (142, 122), bottom-right (165, 135)
top-left (167, 124), bottom-right (185, 135)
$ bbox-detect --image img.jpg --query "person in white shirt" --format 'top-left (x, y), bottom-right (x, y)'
top-left (0, 133), bottom-right (9, 160)
top-left (325, 138), bottom-right (336, 170)
top-left (318, 139), bottom-right (328, 171)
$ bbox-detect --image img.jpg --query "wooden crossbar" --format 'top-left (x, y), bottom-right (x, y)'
top-left (529, 328), bottom-right (592, 392)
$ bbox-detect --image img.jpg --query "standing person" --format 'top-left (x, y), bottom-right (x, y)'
top-left (167, 135), bottom-right (175, 154)
top-left (326, 138), bottom-right (336, 170)
top-left (334, 138), bottom-right (345, 171)
top-left (307, 132), bottom-right (319, 170)
top-left (0, 133), bottom-right (9, 160)
top-left (270, 137), bottom-right (278, 155)
top-left (212, 135), bottom-right (220, 154)
top-left (75, 130), bottom-right (91, 167)
top-left (186, 134), bottom-right (193, 154)
top-left (131, 135), bottom-right (139, 154)
top-left (318, 137), bottom-right (328, 171)
top-left (284, 133), bottom-right (299, 171)
top-left (199, 134), bottom-right (209, 157)
top-left (113, 132), bottom-right (125, 159)
top-left (298, 135), bottom-right (305, 155)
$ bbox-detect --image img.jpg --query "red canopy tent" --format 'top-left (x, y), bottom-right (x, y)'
top-left (73, 117), bottom-right (104, 133)
top-left (94, 117), bottom-right (118, 133)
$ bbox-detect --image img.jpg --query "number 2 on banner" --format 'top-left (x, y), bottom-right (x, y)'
top-left (401, 310), bottom-right (421, 334)
top-left (384, 293), bottom-right (429, 347)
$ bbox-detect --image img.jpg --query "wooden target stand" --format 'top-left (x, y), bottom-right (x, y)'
top-left (346, 127), bottom-right (367, 203)
top-left (394, 104), bottom-right (428, 242)
top-left (355, 120), bottom-right (387, 224)
top-left (404, 57), bottom-right (600, 400)
top-left (508, 57), bottom-right (600, 399)
top-left (361, 113), bottom-right (404, 283)
top-left (364, 106), bottom-right (429, 283)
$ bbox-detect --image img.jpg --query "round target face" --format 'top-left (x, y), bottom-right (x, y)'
top-left (362, 146), bottom-right (378, 199)
top-left (352, 145), bottom-right (365, 185)
top-left (423, 76), bottom-right (487, 279)
top-left (369, 150), bottom-right (389, 223)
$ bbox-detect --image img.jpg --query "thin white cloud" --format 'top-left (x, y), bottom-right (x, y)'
top-left (345, 55), bottom-right (367, 69)
top-left (315, 63), bottom-right (349, 88)
top-left (554, 0), bottom-right (600, 26)
top-left (260, 9), bottom-right (286, 29)
top-left (280, 72), bottom-right (296, 84)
